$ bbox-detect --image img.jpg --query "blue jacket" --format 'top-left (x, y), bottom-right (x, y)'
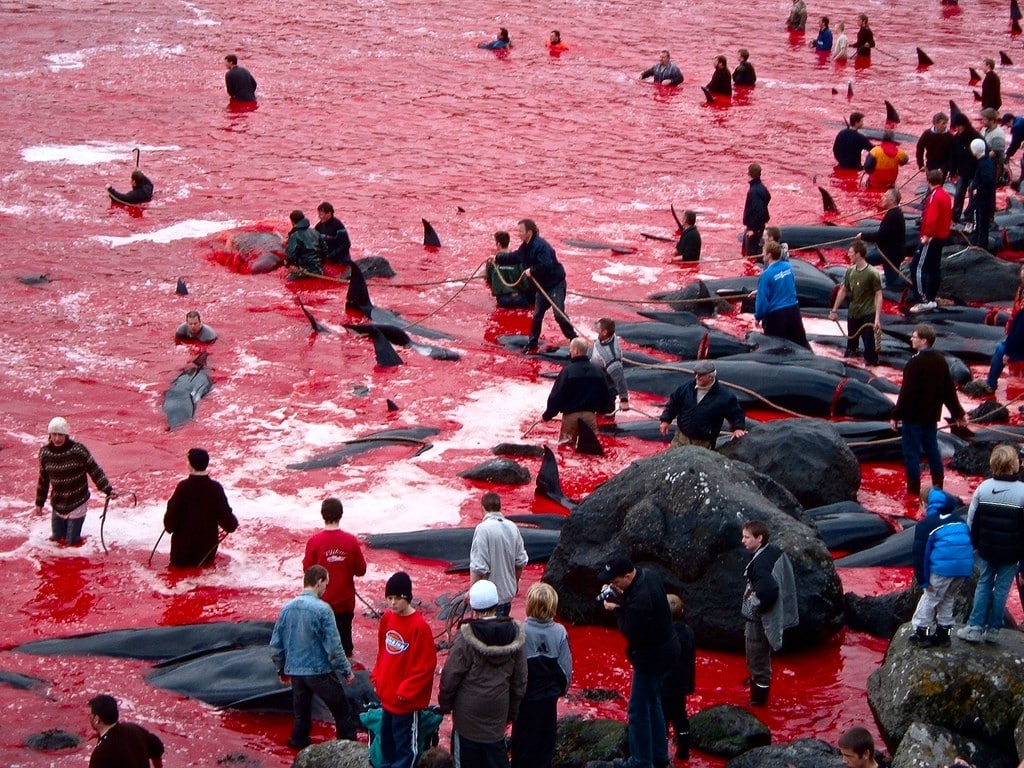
top-left (912, 489), bottom-right (974, 586)
top-left (813, 29), bottom-right (833, 51)
top-left (269, 590), bottom-right (352, 677)
top-left (1007, 116), bottom-right (1024, 159)
top-left (754, 261), bottom-right (799, 319)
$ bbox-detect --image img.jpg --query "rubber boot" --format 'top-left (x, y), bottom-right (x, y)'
top-left (931, 475), bottom-right (944, 491)
top-left (933, 625), bottom-right (952, 647)
top-left (907, 626), bottom-right (933, 647)
top-left (750, 682), bottom-right (770, 706)
top-left (675, 732), bottom-right (690, 760)
top-left (907, 477), bottom-right (921, 497)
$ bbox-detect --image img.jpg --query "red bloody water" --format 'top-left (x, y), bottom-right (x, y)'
top-left (0, 0), bottom-right (1021, 765)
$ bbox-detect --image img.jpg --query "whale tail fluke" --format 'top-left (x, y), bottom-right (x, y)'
top-left (575, 420), bottom-right (604, 456)
top-left (345, 262), bottom-right (374, 317)
top-left (819, 186), bottom-right (840, 215)
top-left (537, 446), bottom-right (577, 509)
top-left (422, 218), bottom-right (442, 248)
top-left (297, 297), bottom-right (330, 333)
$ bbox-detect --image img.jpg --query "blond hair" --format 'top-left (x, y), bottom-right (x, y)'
top-left (526, 582), bottom-right (559, 621)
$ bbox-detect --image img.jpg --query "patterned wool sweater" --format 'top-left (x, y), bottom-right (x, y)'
top-left (35, 440), bottom-right (112, 514)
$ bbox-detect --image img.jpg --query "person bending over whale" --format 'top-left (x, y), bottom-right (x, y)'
top-left (106, 170), bottom-right (153, 205)
top-left (753, 242), bottom-right (809, 348)
top-left (640, 50), bottom-right (683, 86)
top-left (224, 53), bottom-right (257, 102)
top-left (284, 209), bottom-right (325, 277)
top-left (175, 310), bottom-right (217, 343)
top-left (659, 360), bottom-right (746, 449)
top-left (494, 218), bottom-right (577, 354)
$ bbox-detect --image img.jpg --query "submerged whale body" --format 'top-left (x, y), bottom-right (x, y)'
top-left (162, 354), bottom-right (213, 429)
top-left (287, 426), bottom-right (442, 470)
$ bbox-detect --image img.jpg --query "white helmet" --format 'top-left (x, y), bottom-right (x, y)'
top-left (47, 417), bottom-right (70, 435)
top-left (970, 138), bottom-right (987, 158)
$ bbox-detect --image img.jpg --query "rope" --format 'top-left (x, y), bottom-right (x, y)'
top-left (355, 587), bottom-right (383, 619)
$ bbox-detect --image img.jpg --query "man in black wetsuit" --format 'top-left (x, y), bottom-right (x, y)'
top-left (224, 54), bottom-right (257, 101)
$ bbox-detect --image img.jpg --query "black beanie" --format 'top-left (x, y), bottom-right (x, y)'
top-left (385, 571), bottom-right (413, 600)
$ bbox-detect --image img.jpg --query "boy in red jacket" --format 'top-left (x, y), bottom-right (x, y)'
top-left (371, 572), bottom-right (438, 768)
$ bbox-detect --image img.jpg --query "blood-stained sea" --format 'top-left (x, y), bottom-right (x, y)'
top-left (0, 0), bottom-right (1020, 764)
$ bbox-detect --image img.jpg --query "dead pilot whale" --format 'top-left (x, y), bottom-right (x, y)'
top-left (162, 351), bottom-right (213, 429)
top-left (287, 426), bottom-right (441, 470)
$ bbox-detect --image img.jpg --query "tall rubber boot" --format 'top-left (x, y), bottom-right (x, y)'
top-left (907, 477), bottom-right (921, 497)
top-left (750, 682), bottom-right (770, 706)
top-left (675, 732), bottom-right (690, 760)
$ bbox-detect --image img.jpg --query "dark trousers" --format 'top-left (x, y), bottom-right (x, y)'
top-left (452, 731), bottom-right (508, 768)
top-left (845, 315), bottom-right (878, 364)
top-left (380, 709), bottom-right (420, 768)
top-left (972, 200), bottom-right (993, 250)
top-left (333, 611), bottom-right (355, 658)
top-left (528, 280), bottom-right (576, 348)
top-left (744, 619), bottom-right (772, 686)
top-left (660, 690), bottom-right (689, 740)
top-left (290, 673), bottom-right (355, 746)
top-left (510, 697), bottom-right (557, 768)
top-left (911, 238), bottom-right (944, 302)
top-left (763, 304), bottom-right (809, 348)
top-left (952, 176), bottom-right (970, 221)
top-left (743, 229), bottom-right (764, 257)
top-left (900, 421), bottom-right (943, 488)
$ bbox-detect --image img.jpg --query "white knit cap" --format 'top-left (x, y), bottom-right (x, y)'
top-left (970, 138), bottom-right (987, 158)
top-left (48, 417), bottom-right (70, 435)
top-left (468, 580), bottom-right (500, 610)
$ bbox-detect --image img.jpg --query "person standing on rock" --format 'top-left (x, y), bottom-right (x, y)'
top-left (889, 324), bottom-right (966, 496)
top-left (740, 520), bottom-right (798, 707)
top-left (907, 487), bottom-right (974, 648)
top-left (600, 555), bottom-right (680, 768)
top-left (957, 444), bottom-right (1024, 644)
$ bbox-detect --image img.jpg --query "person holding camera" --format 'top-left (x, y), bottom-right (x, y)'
top-left (600, 556), bottom-right (680, 768)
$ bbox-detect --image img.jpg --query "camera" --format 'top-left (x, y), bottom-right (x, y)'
top-left (596, 584), bottom-right (619, 603)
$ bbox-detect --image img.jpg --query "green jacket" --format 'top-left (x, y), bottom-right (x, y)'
top-left (285, 218), bottom-right (325, 274)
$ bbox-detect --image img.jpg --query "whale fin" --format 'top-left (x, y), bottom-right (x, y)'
top-left (1014, 18), bottom-right (1022, 33)
top-left (575, 419), bottom-right (604, 456)
top-left (1014, 0), bottom-right (1023, 20)
top-left (297, 297), bottom-right (330, 333)
top-left (847, 81), bottom-right (853, 99)
top-left (968, 67), bottom-right (981, 83)
top-left (1001, 50), bottom-right (1014, 66)
top-left (422, 218), bottom-right (442, 248)
top-left (973, 90), bottom-right (982, 102)
top-left (884, 100), bottom-right (900, 124)
top-left (386, 398), bottom-right (399, 412)
top-left (819, 186), bottom-right (840, 215)
top-left (368, 327), bottom-right (404, 367)
top-left (536, 446), bottom-right (577, 509)
top-left (916, 48), bottom-right (933, 67)
top-left (345, 262), bottom-right (373, 317)
top-left (175, 277), bottom-right (188, 296)
top-left (949, 100), bottom-right (964, 122)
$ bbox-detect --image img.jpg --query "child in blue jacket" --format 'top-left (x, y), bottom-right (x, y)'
top-left (909, 487), bottom-right (975, 647)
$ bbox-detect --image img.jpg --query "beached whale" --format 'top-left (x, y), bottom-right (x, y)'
top-left (287, 426), bottom-right (441, 470)
top-left (614, 321), bottom-right (752, 359)
top-left (364, 526), bottom-right (560, 571)
top-left (624, 360), bottom-right (896, 420)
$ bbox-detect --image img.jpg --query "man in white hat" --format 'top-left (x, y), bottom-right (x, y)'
top-left (439, 579), bottom-right (527, 768)
top-left (33, 417), bottom-right (116, 547)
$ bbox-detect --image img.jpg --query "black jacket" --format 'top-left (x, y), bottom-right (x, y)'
top-left (861, 207), bottom-right (907, 262)
top-left (314, 217), bottom-right (352, 264)
top-left (950, 127), bottom-right (982, 181)
top-left (891, 348), bottom-right (964, 425)
top-left (971, 479), bottom-right (1024, 565)
top-left (612, 569), bottom-right (680, 674)
top-left (659, 379), bottom-right (746, 440)
top-left (544, 356), bottom-right (612, 420)
top-left (164, 475), bottom-right (239, 567)
top-left (496, 234), bottom-right (566, 290)
top-left (743, 178), bottom-right (771, 232)
top-left (744, 543), bottom-right (782, 613)
top-left (225, 66), bottom-right (257, 101)
top-left (676, 226), bottom-right (702, 261)
top-left (833, 128), bottom-right (874, 170)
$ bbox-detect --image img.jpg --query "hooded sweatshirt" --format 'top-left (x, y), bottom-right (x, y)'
top-left (866, 141), bottom-right (908, 187)
top-left (912, 488), bottom-right (974, 586)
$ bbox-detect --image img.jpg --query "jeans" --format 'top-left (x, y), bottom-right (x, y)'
top-left (290, 673), bottom-right (355, 746)
top-left (846, 314), bottom-right (877, 365)
top-left (900, 422), bottom-right (943, 487)
top-left (627, 670), bottom-right (669, 768)
top-left (986, 341), bottom-right (1024, 389)
top-left (380, 709), bottom-right (420, 768)
top-left (528, 280), bottom-right (576, 348)
top-left (966, 556), bottom-right (1019, 631)
top-left (51, 510), bottom-right (86, 546)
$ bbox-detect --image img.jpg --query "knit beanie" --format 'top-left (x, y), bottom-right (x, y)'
top-left (385, 571), bottom-right (413, 600)
top-left (48, 417), bottom-right (70, 436)
top-left (468, 579), bottom-right (500, 610)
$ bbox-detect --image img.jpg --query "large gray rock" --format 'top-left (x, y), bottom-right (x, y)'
top-left (293, 740), bottom-right (370, 768)
top-left (889, 721), bottom-right (1017, 768)
top-left (868, 624), bottom-right (1024, 754)
top-left (690, 704), bottom-right (770, 757)
top-left (940, 247), bottom-right (1021, 304)
top-left (719, 419), bottom-right (860, 508)
top-left (725, 738), bottom-right (843, 768)
top-left (544, 448), bottom-right (844, 652)
top-left (554, 716), bottom-right (627, 768)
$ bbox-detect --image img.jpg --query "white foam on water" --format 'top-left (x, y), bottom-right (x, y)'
top-left (94, 219), bottom-right (239, 246)
top-left (22, 142), bottom-right (181, 166)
